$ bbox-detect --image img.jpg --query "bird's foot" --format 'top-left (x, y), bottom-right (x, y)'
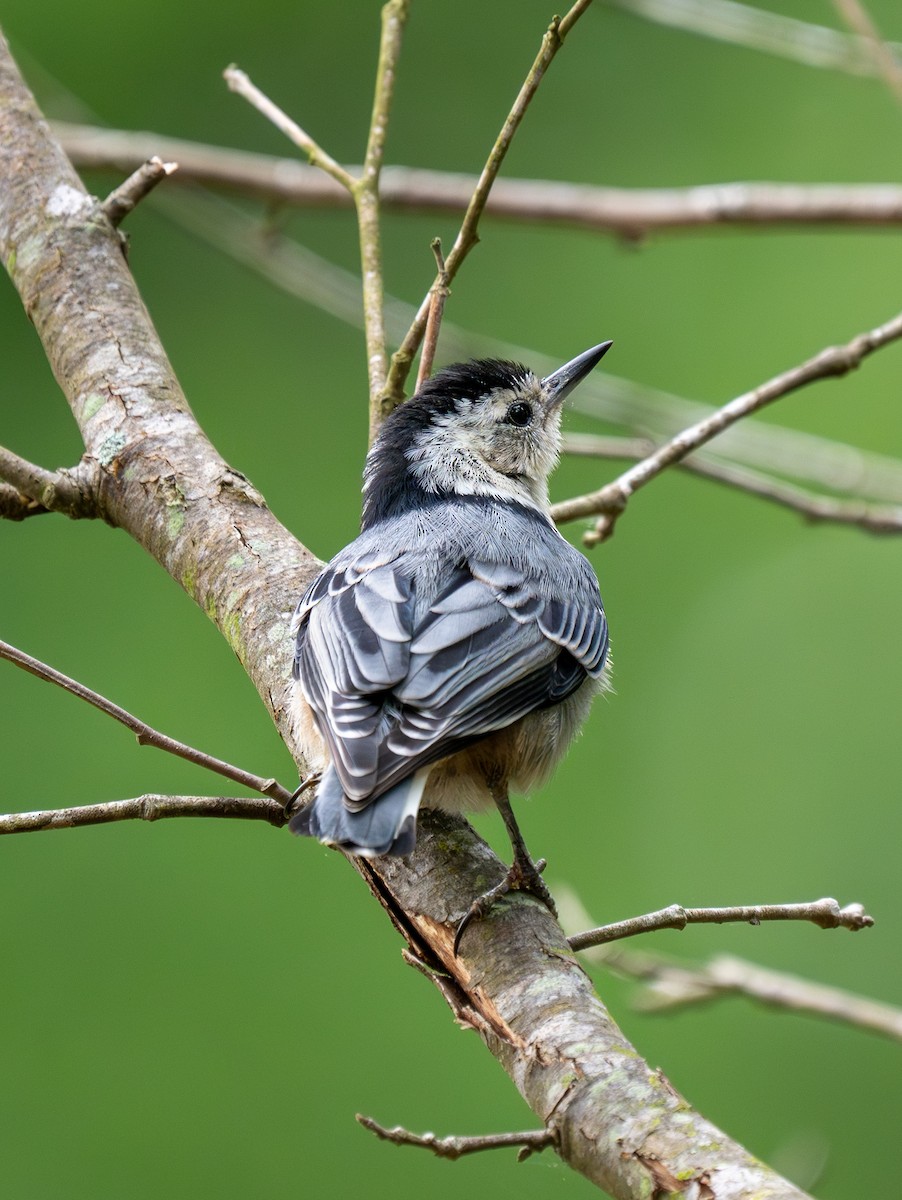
top-left (284, 771), bottom-right (321, 820)
top-left (453, 853), bottom-right (557, 956)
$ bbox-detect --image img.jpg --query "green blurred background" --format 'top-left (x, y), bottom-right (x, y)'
top-left (2, 2), bottom-right (901, 1197)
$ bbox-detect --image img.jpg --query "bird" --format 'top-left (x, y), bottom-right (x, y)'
top-left (288, 341), bottom-right (612, 945)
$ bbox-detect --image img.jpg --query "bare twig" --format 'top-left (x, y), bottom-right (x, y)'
top-left (832, 0), bottom-right (902, 104)
top-left (223, 66), bottom-right (355, 191)
top-left (226, 2), bottom-right (408, 430)
top-left (56, 122), bottom-right (902, 236)
top-left (414, 238), bottom-right (448, 391)
top-left (606, 0), bottom-right (902, 77)
top-left (0, 639), bottom-right (293, 803)
top-left (559, 432), bottom-right (902, 534)
top-left (151, 180), bottom-right (902, 536)
top-left (561, 433), bottom-right (654, 459)
top-left (382, 0), bottom-right (594, 411)
top-left (148, 186), bottom-right (902, 517)
top-left (0, 794), bottom-right (288, 835)
top-left (358, 0), bottom-right (409, 434)
top-left (631, 953), bottom-right (902, 1042)
top-left (356, 1115), bottom-right (555, 1162)
top-left (568, 898), bottom-right (874, 951)
top-left (0, 445), bottom-right (98, 519)
top-left (557, 887), bottom-right (900, 1043)
top-left (101, 156), bottom-right (178, 226)
top-left (677, 461), bottom-right (902, 533)
top-left (133, 182), bottom-right (902, 540)
top-left (552, 309), bottom-right (902, 544)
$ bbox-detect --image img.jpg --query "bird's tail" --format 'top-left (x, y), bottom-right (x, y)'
top-left (289, 766), bottom-right (428, 857)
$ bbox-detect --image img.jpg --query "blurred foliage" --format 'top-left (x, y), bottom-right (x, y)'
top-left (2, 2), bottom-right (901, 1198)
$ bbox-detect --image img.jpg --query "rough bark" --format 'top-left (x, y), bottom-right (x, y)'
top-left (0, 31), bottom-right (814, 1199)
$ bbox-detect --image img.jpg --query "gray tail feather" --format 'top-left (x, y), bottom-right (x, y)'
top-left (289, 765), bottom-right (425, 857)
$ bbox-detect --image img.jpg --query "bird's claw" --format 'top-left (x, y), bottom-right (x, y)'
top-left (453, 854), bottom-right (557, 956)
top-left (284, 771), bottom-right (321, 819)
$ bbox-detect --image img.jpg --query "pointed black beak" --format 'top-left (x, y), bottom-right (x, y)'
top-left (542, 340), bottom-right (613, 408)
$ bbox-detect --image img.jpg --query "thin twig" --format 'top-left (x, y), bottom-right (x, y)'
top-left (605, 0), bottom-right (902, 77)
top-left (223, 66), bottom-right (355, 191)
top-left (382, 0), bottom-right (594, 412)
top-left (551, 309), bottom-right (902, 544)
top-left (630, 953), bottom-right (902, 1042)
top-left (358, 0), bottom-right (409, 435)
top-left (225, 4), bottom-right (408, 433)
top-left (0, 794), bottom-right (288, 835)
top-left (556, 887), bottom-right (901, 1043)
top-left (101, 156), bottom-right (178, 227)
top-left (832, 0), bottom-right (902, 104)
top-left (356, 1115), bottom-right (555, 1162)
top-left (567, 897), bottom-right (874, 951)
top-left (55, 123), bottom-right (902, 235)
top-left (141, 188), bottom-right (902, 530)
top-left (0, 639), bottom-right (293, 803)
top-left (559, 432), bottom-right (902, 533)
top-left (562, 433), bottom-right (654, 459)
top-left (0, 445), bottom-right (98, 518)
top-left (414, 238), bottom-right (448, 391)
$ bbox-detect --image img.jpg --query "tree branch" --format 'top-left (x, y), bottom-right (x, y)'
top-left (832, 0), bottom-right (902, 104)
top-left (567, 897), bottom-right (874, 950)
top-left (629, 952), bottom-right (902, 1042)
top-left (136, 183), bottom-right (902, 519)
top-left (560, 432), bottom-right (902, 534)
top-left (0, 639), bottom-right (293, 803)
top-left (356, 1115), bottom-right (555, 1162)
top-left (382, 0), bottom-right (594, 412)
top-left (101, 155), bottom-right (178, 227)
top-left (550, 310), bottom-right (902, 544)
top-left (87, 170), bottom-right (902, 549)
top-left (556, 887), bottom-right (902, 1044)
top-left (605, 0), bottom-right (902, 77)
top-left (357, 0), bottom-right (408, 431)
top-left (0, 794), bottom-right (288, 834)
top-left (223, 66), bottom-right (355, 191)
top-left (0, 444), bottom-right (99, 518)
top-left (225, 2), bottom-right (408, 430)
top-left (414, 238), bottom-right (448, 390)
top-left (0, 481), bottom-right (45, 519)
top-left (55, 121), bottom-right (902, 236)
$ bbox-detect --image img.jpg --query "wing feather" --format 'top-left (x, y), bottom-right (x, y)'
top-left (294, 543), bottom-right (608, 805)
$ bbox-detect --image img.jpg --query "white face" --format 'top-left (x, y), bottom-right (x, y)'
top-left (405, 376), bottom-right (562, 512)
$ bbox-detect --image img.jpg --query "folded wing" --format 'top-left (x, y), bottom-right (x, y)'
top-left (294, 549), bottom-right (607, 807)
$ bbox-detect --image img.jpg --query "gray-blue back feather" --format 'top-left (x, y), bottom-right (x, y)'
top-left (293, 499), bottom-right (607, 830)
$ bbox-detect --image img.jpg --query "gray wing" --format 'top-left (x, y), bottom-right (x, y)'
top-left (294, 549), bottom-right (607, 806)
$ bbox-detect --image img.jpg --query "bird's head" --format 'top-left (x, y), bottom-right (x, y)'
top-left (362, 341), bottom-right (612, 526)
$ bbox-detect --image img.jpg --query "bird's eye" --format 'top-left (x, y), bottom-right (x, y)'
top-left (506, 401), bottom-right (532, 427)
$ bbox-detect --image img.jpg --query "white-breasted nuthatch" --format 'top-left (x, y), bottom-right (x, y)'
top-left (289, 342), bottom-right (612, 934)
